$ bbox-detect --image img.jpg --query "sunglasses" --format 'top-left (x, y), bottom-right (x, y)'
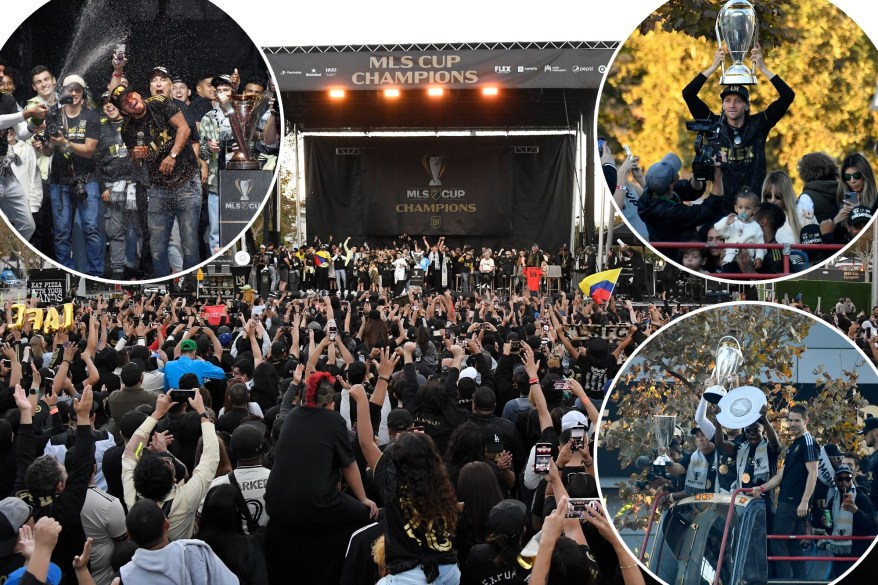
top-left (836, 476), bottom-right (853, 482)
top-left (763, 191), bottom-right (782, 201)
top-left (843, 172), bottom-right (863, 181)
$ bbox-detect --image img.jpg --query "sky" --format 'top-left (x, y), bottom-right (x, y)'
top-left (3, 1), bottom-right (876, 58)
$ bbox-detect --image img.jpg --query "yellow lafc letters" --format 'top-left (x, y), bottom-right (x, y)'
top-left (9, 303), bottom-right (74, 333)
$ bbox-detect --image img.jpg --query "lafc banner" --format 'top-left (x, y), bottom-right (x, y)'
top-left (363, 140), bottom-right (512, 235)
top-left (265, 46), bottom-right (615, 91)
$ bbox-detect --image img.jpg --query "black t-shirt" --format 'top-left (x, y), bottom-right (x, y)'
top-left (188, 95), bottom-right (213, 125)
top-left (264, 407), bottom-right (355, 524)
top-left (778, 432), bottom-right (819, 502)
top-left (868, 451), bottom-right (878, 512)
top-left (0, 93), bottom-right (17, 157)
top-left (461, 543), bottom-right (529, 585)
top-left (576, 354), bottom-right (618, 399)
top-left (120, 95), bottom-right (198, 188)
top-left (217, 407), bottom-right (249, 434)
top-left (373, 446), bottom-right (458, 573)
top-left (49, 107), bottom-right (101, 184)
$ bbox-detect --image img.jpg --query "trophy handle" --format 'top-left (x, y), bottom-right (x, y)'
top-left (715, 17), bottom-right (726, 82)
top-left (716, 335), bottom-right (742, 356)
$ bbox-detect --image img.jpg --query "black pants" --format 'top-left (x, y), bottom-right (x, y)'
top-left (771, 499), bottom-right (807, 579)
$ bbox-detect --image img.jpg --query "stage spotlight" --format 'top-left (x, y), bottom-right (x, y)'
top-left (482, 87), bottom-right (499, 96)
top-left (329, 89), bottom-right (345, 99)
top-left (384, 88), bottom-right (400, 99)
top-left (427, 87), bottom-right (444, 97)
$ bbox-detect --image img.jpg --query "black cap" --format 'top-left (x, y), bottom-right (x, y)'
top-left (859, 416), bottom-right (878, 435)
top-left (109, 84), bottom-right (135, 109)
top-left (720, 85), bottom-right (750, 104)
top-left (231, 423), bottom-right (266, 458)
top-left (849, 205), bottom-right (872, 227)
top-left (486, 499), bottom-right (527, 536)
top-left (149, 66), bottom-right (172, 80)
top-left (473, 387), bottom-right (496, 412)
top-left (387, 409), bottom-right (414, 432)
top-left (482, 427), bottom-right (504, 453)
top-left (211, 74), bottom-right (234, 89)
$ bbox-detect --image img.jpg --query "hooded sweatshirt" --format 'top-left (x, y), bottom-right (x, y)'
top-left (119, 539), bottom-right (238, 585)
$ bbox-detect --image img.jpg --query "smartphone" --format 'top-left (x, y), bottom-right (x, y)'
top-left (554, 379), bottom-right (569, 391)
top-left (510, 340), bottom-right (521, 353)
top-left (328, 324), bottom-right (337, 341)
top-left (597, 137), bottom-right (606, 157)
top-left (128, 300), bottom-right (134, 309)
top-left (623, 144), bottom-right (632, 158)
top-left (541, 337), bottom-right (549, 348)
top-left (570, 426), bottom-right (586, 451)
top-left (845, 191), bottom-right (859, 205)
top-left (566, 498), bottom-right (602, 519)
top-left (169, 389), bottom-right (196, 403)
top-left (543, 324), bottom-right (549, 332)
top-left (534, 443), bottom-right (552, 474)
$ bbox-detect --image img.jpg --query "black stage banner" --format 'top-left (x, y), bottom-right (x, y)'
top-left (266, 47), bottom-right (615, 91)
top-left (305, 135), bottom-right (575, 250)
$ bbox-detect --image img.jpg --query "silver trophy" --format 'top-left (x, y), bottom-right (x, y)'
top-left (716, 0), bottom-right (758, 85)
top-left (218, 87), bottom-right (274, 171)
top-left (651, 415), bottom-right (677, 478)
top-left (704, 336), bottom-right (744, 404)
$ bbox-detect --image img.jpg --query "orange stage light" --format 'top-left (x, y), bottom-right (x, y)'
top-left (427, 87), bottom-right (444, 97)
top-left (384, 89), bottom-right (400, 98)
top-left (328, 89), bottom-right (345, 99)
top-left (482, 87), bottom-right (499, 96)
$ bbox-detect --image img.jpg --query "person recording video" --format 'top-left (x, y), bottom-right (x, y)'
top-left (35, 74), bottom-right (103, 277)
top-left (682, 43), bottom-right (795, 213)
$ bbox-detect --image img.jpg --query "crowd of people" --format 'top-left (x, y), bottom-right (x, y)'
top-left (605, 45), bottom-right (875, 276)
top-left (0, 55), bottom-right (279, 279)
top-left (0, 284), bottom-right (664, 585)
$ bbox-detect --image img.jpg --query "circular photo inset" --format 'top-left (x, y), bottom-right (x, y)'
top-left (597, 0), bottom-right (878, 283)
top-left (0, 0), bottom-right (281, 283)
top-left (596, 302), bottom-right (878, 584)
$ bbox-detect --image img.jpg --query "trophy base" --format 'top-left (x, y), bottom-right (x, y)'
top-left (226, 160), bottom-right (261, 171)
top-left (720, 73), bottom-right (757, 85)
top-left (703, 385), bottom-right (727, 404)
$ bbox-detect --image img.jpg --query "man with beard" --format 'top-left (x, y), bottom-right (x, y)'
top-left (109, 83), bottom-right (200, 277)
top-left (734, 409), bottom-right (780, 528)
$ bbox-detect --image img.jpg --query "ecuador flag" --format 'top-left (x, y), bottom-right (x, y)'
top-left (578, 269), bottom-right (621, 304)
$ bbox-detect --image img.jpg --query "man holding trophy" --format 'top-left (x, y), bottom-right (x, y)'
top-left (682, 0), bottom-right (795, 212)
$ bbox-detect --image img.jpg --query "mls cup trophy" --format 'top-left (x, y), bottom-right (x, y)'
top-left (651, 415), bottom-right (678, 480)
top-left (703, 335), bottom-right (744, 404)
top-left (219, 87), bottom-right (275, 170)
top-left (716, 0), bottom-right (758, 85)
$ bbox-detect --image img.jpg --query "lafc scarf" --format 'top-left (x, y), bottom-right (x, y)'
top-left (826, 486), bottom-right (856, 554)
top-left (685, 449), bottom-right (718, 493)
top-left (735, 439), bottom-right (771, 488)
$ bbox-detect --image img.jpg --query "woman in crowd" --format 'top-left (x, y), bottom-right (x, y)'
top-left (455, 461), bottom-right (506, 565)
top-left (350, 383), bottom-right (461, 585)
top-left (837, 152), bottom-right (878, 212)
top-left (198, 483), bottom-right (269, 585)
top-left (761, 170), bottom-right (807, 244)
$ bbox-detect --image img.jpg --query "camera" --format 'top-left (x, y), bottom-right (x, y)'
top-left (685, 118), bottom-right (728, 183)
top-left (73, 179), bottom-right (88, 200)
top-left (40, 95), bottom-right (75, 140)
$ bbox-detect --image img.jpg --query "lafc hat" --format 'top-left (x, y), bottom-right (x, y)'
top-left (149, 66), bottom-right (173, 79)
top-left (849, 205), bottom-right (872, 227)
top-left (109, 84), bottom-right (135, 108)
top-left (720, 85), bottom-right (750, 103)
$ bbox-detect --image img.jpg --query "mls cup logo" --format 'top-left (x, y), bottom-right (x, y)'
top-left (235, 178), bottom-right (254, 201)
top-left (422, 155), bottom-right (447, 186)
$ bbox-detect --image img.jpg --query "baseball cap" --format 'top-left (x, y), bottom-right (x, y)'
top-left (482, 427), bottom-right (504, 453)
top-left (149, 66), bottom-right (172, 80)
top-left (211, 74), bottom-right (234, 88)
top-left (0, 497), bottom-right (32, 557)
top-left (387, 408), bottom-right (414, 432)
top-left (61, 74), bottom-right (86, 89)
top-left (859, 416), bottom-right (878, 435)
top-left (720, 85), bottom-right (750, 104)
top-left (645, 153), bottom-right (682, 194)
top-left (799, 224), bottom-right (823, 245)
top-left (459, 366), bottom-right (482, 386)
top-left (218, 333), bottom-right (233, 347)
top-left (486, 499), bottom-right (527, 537)
top-left (561, 410), bottom-right (588, 432)
top-left (118, 410), bottom-right (148, 439)
top-left (180, 339), bottom-right (197, 352)
top-left (109, 84), bottom-right (135, 108)
top-left (231, 422), bottom-right (266, 459)
top-left (849, 205), bottom-right (872, 227)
